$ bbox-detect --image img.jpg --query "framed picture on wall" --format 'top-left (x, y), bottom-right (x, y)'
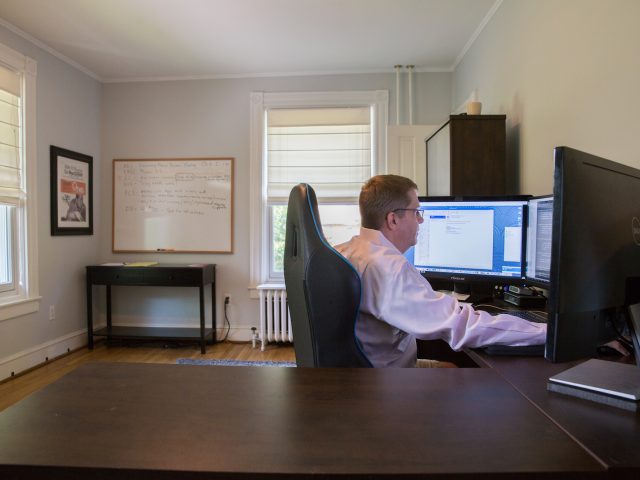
top-left (50, 145), bottom-right (93, 235)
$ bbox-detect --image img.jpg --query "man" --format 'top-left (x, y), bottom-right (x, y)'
top-left (335, 175), bottom-right (547, 368)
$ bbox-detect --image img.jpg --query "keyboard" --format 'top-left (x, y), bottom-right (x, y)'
top-left (474, 304), bottom-right (548, 323)
top-left (482, 343), bottom-right (545, 357)
top-left (475, 306), bottom-right (547, 357)
top-left (505, 310), bottom-right (548, 323)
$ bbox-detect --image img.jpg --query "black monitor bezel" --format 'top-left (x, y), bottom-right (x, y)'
top-left (415, 195), bottom-right (531, 286)
top-left (545, 146), bottom-right (640, 362)
top-left (524, 194), bottom-right (554, 288)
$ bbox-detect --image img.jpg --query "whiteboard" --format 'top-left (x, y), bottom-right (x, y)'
top-left (113, 158), bottom-right (233, 253)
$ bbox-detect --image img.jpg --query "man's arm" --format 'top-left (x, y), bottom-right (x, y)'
top-left (361, 257), bottom-right (546, 350)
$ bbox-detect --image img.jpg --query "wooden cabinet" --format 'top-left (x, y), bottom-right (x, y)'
top-left (425, 114), bottom-right (506, 196)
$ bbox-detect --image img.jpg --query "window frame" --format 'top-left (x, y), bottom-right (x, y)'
top-left (0, 42), bottom-right (39, 321)
top-left (249, 90), bottom-right (388, 295)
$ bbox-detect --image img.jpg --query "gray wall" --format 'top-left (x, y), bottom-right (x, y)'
top-left (452, 0), bottom-right (640, 195)
top-left (0, 25), bottom-right (101, 378)
top-left (100, 73), bottom-right (452, 340)
top-left (0, 17), bottom-right (451, 377)
top-left (12, 0), bottom-right (635, 373)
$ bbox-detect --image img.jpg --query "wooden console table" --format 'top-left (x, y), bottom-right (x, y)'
top-left (86, 264), bottom-right (216, 353)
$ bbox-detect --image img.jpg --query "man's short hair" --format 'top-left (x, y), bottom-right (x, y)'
top-left (359, 175), bottom-right (418, 229)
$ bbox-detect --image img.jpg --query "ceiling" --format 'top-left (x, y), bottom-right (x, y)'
top-left (0, 0), bottom-right (499, 82)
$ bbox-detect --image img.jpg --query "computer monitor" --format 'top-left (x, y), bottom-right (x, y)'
top-left (407, 197), bottom-right (528, 292)
top-left (546, 146), bottom-right (640, 362)
top-left (525, 195), bottom-right (553, 286)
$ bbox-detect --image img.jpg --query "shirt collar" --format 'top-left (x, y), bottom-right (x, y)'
top-left (359, 227), bottom-right (402, 254)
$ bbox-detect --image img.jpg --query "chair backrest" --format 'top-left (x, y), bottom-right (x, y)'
top-left (283, 183), bottom-right (371, 367)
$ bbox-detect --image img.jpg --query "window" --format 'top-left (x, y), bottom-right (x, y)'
top-left (0, 204), bottom-right (15, 293)
top-left (0, 68), bottom-right (20, 294)
top-left (250, 91), bottom-right (388, 290)
top-left (0, 43), bottom-right (39, 320)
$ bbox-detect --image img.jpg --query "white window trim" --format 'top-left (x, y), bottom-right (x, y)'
top-left (0, 42), bottom-right (40, 321)
top-left (248, 90), bottom-right (388, 298)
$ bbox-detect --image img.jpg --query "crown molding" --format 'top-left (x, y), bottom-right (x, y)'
top-left (451, 0), bottom-right (503, 71)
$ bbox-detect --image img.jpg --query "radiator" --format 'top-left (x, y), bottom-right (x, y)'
top-left (258, 285), bottom-right (293, 351)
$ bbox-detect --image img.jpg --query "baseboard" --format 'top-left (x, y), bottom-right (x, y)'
top-left (0, 329), bottom-right (87, 382)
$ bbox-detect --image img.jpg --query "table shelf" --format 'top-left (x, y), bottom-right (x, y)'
top-left (93, 326), bottom-right (215, 342)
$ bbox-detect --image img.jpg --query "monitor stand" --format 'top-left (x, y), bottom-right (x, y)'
top-left (433, 281), bottom-right (495, 305)
top-left (454, 282), bottom-right (493, 305)
top-left (451, 283), bottom-right (471, 301)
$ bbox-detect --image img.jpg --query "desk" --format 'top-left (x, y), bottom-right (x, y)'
top-left (0, 362), bottom-right (604, 479)
top-left (459, 301), bottom-right (640, 474)
top-left (468, 351), bottom-right (640, 477)
top-left (86, 264), bottom-right (216, 353)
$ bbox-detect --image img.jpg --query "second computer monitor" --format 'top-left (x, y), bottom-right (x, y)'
top-left (409, 197), bottom-right (528, 284)
top-left (525, 195), bottom-right (553, 285)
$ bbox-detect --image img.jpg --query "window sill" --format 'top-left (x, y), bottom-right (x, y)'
top-left (0, 296), bottom-right (41, 322)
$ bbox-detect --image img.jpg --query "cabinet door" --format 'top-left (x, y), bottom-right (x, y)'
top-left (426, 124), bottom-right (451, 196)
top-left (449, 117), bottom-right (506, 195)
top-left (387, 125), bottom-right (438, 196)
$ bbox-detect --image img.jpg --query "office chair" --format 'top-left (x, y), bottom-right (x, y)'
top-left (283, 183), bottom-right (371, 367)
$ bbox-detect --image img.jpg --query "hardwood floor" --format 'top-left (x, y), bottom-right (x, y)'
top-left (0, 340), bottom-right (295, 412)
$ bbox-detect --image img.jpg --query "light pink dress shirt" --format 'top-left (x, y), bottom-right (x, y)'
top-left (335, 227), bottom-right (547, 367)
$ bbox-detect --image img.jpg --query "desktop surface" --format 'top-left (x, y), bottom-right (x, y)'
top-left (0, 362), bottom-right (603, 479)
top-left (468, 351), bottom-right (640, 473)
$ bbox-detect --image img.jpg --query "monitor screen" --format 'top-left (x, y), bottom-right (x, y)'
top-left (546, 146), bottom-right (640, 362)
top-left (407, 197), bottom-right (527, 284)
top-left (525, 196), bottom-right (553, 285)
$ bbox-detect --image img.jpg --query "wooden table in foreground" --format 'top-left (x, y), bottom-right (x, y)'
top-left (0, 362), bottom-right (603, 479)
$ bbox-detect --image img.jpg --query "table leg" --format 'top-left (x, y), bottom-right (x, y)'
top-left (211, 282), bottom-right (216, 344)
top-left (199, 285), bottom-right (206, 353)
top-left (86, 278), bottom-right (93, 350)
top-left (106, 285), bottom-right (112, 343)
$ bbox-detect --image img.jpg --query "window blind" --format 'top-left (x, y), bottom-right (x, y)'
top-left (266, 107), bottom-right (371, 202)
top-left (0, 65), bottom-right (21, 202)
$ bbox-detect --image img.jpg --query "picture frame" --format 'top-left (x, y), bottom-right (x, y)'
top-left (50, 145), bottom-right (93, 236)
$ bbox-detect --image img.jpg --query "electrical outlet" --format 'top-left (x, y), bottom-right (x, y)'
top-left (224, 293), bottom-right (231, 304)
top-left (49, 305), bottom-right (55, 320)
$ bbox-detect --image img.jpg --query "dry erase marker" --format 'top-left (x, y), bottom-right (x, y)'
top-left (157, 248), bottom-right (175, 252)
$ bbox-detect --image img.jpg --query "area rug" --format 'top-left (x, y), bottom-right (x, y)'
top-left (177, 358), bottom-right (296, 367)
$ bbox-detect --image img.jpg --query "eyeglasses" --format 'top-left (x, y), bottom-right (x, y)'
top-left (392, 208), bottom-right (425, 219)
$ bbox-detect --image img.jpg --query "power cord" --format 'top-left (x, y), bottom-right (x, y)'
top-left (610, 309), bottom-right (634, 353)
top-left (220, 296), bottom-right (231, 342)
